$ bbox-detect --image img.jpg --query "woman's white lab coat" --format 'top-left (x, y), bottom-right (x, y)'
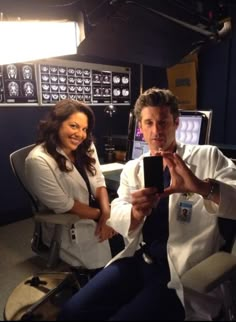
top-left (107, 142), bottom-right (236, 320)
top-left (25, 143), bottom-right (112, 269)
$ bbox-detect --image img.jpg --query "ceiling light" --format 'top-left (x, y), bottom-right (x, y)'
top-left (0, 20), bottom-right (80, 65)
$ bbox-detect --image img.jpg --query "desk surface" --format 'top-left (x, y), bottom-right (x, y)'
top-left (101, 162), bottom-right (125, 196)
top-left (100, 162), bottom-right (124, 173)
top-left (103, 169), bottom-right (122, 194)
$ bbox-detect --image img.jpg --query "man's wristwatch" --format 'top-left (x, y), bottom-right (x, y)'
top-left (203, 178), bottom-right (220, 200)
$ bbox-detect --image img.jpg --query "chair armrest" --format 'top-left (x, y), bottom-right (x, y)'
top-left (34, 213), bottom-right (93, 226)
top-left (180, 252), bottom-right (236, 294)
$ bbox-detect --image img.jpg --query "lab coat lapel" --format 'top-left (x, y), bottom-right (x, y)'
top-left (56, 146), bottom-right (88, 192)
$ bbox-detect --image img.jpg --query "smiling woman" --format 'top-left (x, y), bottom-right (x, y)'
top-left (25, 99), bottom-right (117, 270)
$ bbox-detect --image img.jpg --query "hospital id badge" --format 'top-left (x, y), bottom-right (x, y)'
top-left (177, 200), bottom-right (193, 223)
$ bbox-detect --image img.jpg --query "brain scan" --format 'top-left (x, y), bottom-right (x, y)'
top-left (122, 88), bottom-right (129, 96)
top-left (113, 88), bottom-right (121, 96)
top-left (121, 76), bottom-right (129, 84)
top-left (22, 65), bottom-right (33, 80)
top-left (23, 82), bottom-right (34, 97)
top-left (113, 75), bottom-right (120, 84)
top-left (8, 81), bottom-right (19, 96)
top-left (7, 65), bottom-right (17, 79)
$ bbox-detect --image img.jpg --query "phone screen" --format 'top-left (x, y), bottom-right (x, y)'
top-left (143, 156), bottom-right (164, 192)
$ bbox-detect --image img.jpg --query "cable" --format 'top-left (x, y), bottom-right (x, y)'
top-left (86, 0), bottom-right (109, 17)
top-left (124, 1), bottom-right (215, 37)
top-left (47, 0), bottom-right (82, 8)
top-left (171, 0), bottom-right (209, 23)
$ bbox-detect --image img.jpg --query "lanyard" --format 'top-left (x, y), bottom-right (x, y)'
top-left (74, 159), bottom-right (95, 206)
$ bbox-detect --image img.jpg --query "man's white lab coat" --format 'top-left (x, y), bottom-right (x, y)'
top-left (107, 143), bottom-right (236, 320)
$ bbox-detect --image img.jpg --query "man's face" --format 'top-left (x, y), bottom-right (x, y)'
top-left (139, 106), bottom-right (179, 153)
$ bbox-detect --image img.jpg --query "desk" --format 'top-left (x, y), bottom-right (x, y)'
top-left (101, 163), bottom-right (124, 199)
top-left (103, 169), bottom-right (122, 193)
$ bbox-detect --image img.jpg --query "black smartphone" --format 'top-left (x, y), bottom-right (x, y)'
top-left (143, 156), bottom-right (164, 192)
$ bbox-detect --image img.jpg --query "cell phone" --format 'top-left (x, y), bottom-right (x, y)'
top-left (143, 156), bottom-right (164, 193)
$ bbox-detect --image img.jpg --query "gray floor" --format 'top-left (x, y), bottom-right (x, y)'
top-left (1, 218), bottom-right (236, 321)
top-left (0, 218), bottom-right (68, 321)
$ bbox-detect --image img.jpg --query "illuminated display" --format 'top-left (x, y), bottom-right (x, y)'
top-left (39, 59), bottom-right (131, 106)
top-left (0, 59), bottom-right (131, 106)
top-left (0, 63), bottom-right (38, 104)
top-left (176, 115), bottom-right (202, 145)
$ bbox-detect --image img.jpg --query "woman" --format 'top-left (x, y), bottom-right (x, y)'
top-left (25, 99), bottom-right (116, 270)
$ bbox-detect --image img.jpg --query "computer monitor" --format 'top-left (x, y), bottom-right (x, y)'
top-left (176, 110), bottom-right (212, 145)
top-left (127, 109), bottom-right (212, 160)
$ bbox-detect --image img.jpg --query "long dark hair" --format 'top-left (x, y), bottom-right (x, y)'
top-left (36, 99), bottom-right (96, 175)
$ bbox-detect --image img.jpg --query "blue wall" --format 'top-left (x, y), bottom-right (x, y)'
top-left (0, 107), bottom-right (50, 225)
top-left (198, 12), bottom-right (236, 145)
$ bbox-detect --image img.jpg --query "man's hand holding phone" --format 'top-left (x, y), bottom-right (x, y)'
top-left (130, 187), bottom-right (160, 230)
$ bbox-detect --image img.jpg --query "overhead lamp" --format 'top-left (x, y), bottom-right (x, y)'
top-left (0, 20), bottom-right (80, 65)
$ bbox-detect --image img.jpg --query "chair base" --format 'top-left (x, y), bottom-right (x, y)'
top-left (4, 272), bottom-right (80, 321)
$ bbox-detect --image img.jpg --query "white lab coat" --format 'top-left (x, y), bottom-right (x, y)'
top-left (107, 142), bottom-right (236, 320)
top-left (25, 143), bottom-right (112, 269)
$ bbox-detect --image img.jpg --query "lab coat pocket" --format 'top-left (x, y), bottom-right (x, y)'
top-left (74, 219), bottom-right (97, 243)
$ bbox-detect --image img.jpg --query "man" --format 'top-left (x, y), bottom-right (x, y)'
top-left (58, 88), bottom-right (236, 321)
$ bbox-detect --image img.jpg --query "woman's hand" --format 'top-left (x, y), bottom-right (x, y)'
top-left (95, 213), bottom-right (117, 242)
top-left (94, 187), bottom-right (117, 241)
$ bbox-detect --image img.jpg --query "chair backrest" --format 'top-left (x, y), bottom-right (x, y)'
top-left (9, 144), bottom-right (80, 268)
top-left (9, 144), bottom-right (37, 211)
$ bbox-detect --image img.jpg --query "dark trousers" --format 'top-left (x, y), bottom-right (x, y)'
top-left (58, 251), bottom-right (185, 321)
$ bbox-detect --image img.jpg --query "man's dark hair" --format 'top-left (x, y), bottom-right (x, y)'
top-left (134, 87), bottom-right (179, 121)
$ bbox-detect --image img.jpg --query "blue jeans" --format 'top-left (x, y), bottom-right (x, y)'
top-left (58, 251), bottom-right (185, 321)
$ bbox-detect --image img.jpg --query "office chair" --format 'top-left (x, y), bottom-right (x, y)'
top-left (181, 218), bottom-right (236, 320)
top-left (9, 144), bottom-right (93, 269)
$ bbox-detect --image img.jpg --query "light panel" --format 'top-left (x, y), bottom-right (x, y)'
top-left (0, 21), bottom-right (80, 65)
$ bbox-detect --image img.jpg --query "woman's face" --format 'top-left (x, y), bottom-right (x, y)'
top-left (58, 112), bottom-right (88, 156)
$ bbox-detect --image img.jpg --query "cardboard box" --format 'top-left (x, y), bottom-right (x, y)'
top-left (180, 53), bottom-right (198, 70)
top-left (167, 61), bottom-right (197, 110)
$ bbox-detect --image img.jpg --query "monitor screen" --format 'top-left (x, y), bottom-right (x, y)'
top-left (131, 121), bottom-right (149, 159)
top-left (176, 112), bottom-right (205, 145)
top-left (176, 115), bottom-right (202, 145)
top-left (127, 110), bottom-right (212, 160)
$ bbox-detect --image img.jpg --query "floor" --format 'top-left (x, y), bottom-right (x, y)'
top-left (0, 218), bottom-right (68, 320)
top-left (0, 217), bottom-right (124, 321)
top-left (1, 217), bottom-right (236, 321)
